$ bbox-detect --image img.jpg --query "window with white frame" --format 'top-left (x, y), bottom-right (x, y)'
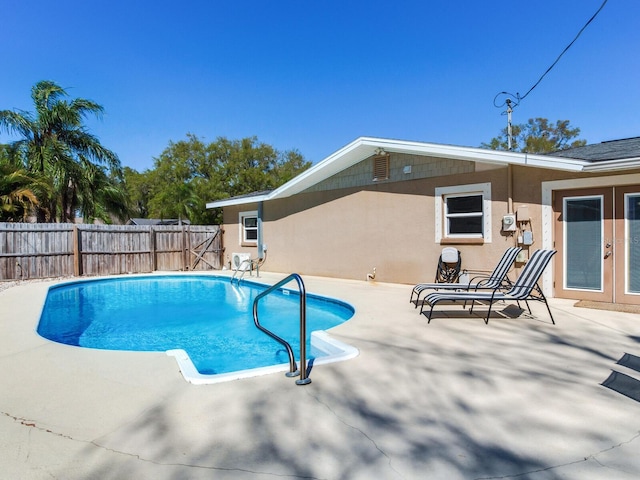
top-left (239, 211), bottom-right (258, 245)
top-left (435, 183), bottom-right (492, 242)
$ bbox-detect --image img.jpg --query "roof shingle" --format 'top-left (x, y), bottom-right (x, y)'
top-left (548, 137), bottom-right (640, 161)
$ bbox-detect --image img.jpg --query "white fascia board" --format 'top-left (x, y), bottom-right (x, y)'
top-left (206, 194), bottom-right (270, 208)
top-left (265, 137), bottom-right (380, 199)
top-left (206, 138), bottom-right (376, 209)
top-left (206, 136), bottom-right (591, 209)
top-left (264, 137), bottom-right (567, 200)
top-left (512, 153), bottom-right (586, 171)
top-left (581, 157), bottom-right (640, 172)
top-left (355, 137), bottom-right (587, 171)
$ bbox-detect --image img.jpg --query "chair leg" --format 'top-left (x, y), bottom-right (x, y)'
top-left (423, 304), bottom-right (435, 323)
top-left (538, 290), bottom-right (555, 325)
top-left (484, 302), bottom-right (493, 324)
top-left (545, 301), bottom-right (555, 325)
top-left (415, 291), bottom-right (425, 309)
top-left (419, 301), bottom-right (426, 314)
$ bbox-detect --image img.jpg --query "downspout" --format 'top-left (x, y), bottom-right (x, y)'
top-left (257, 201), bottom-right (265, 259)
top-left (507, 164), bottom-right (518, 249)
top-left (507, 164), bottom-right (513, 213)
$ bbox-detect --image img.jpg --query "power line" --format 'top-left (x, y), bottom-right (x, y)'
top-left (494, 0), bottom-right (609, 109)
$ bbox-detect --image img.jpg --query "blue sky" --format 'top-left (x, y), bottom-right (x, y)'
top-left (1, 0), bottom-right (638, 171)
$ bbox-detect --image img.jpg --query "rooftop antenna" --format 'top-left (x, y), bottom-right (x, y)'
top-left (506, 98), bottom-right (514, 151)
top-left (494, 93), bottom-right (518, 150)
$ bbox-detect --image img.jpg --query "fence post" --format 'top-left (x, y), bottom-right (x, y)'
top-left (73, 225), bottom-right (83, 276)
top-left (149, 226), bottom-right (156, 272)
top-left (186, 225), bottom-right (192, 270)
top-left (181, 225), bottom-right (187, 271)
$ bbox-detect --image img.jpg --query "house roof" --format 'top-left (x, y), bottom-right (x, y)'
top-left (206, 136), bottom-right (640, 208)
top-left (128, 218), bottom-right (191, 226)
top-left (549, 137), bottom-right (640, 161)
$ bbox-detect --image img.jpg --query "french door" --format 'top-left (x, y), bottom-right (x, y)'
top-left (554, 186), bottom-right (640, 304)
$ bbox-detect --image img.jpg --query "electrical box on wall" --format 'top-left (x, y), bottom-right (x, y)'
top-left (502, 214), bottom-right (517, 232)
top-left (522, 231), bottom-right (534, 245)
top-left (517, 205), bottom-right (529, 222)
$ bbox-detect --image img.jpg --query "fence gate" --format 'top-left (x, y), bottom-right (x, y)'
top-left (190, 228), bottom-right (222, 270)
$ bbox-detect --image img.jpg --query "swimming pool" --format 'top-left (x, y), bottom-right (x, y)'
top-left (37, 275), bottom-right (358, 384)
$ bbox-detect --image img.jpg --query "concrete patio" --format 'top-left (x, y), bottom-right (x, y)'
top-left (1, 273), bottom-right (639, 479)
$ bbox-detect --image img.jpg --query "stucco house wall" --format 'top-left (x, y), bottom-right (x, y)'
top-left (221, 153), bottom-right (586, 285)
top-left (212, 136), bottom-right (640, 304)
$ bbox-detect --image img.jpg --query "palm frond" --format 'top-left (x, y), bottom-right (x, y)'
top-left (2, 81), bottom-right (124, 222)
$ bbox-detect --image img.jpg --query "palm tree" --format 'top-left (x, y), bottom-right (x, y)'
top-left (0, 81), bottom-right (128, 222)
top-left (78, 164), bottom-right (130, 223)
top-left (0, 160), bottom-right (50, 222)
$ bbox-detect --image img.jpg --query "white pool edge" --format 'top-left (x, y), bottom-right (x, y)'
top-left (167, 330), bottom-right (359, 385)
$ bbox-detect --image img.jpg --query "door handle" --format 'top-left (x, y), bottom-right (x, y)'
top-left (604, 251), bottom-right (612, 258)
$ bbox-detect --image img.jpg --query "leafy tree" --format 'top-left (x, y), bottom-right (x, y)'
top-left (145, 135), bottom-right (204, 224)
top-left (123, 166), bottom-right (153, 219)
top-left (0, 80), bottom-right (128, 222)
top-left (481, 117), bottom-right (586, 153)
top-left (138, 134), bottom-right (312, 224)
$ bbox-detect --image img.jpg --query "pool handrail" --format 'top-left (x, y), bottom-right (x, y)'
top-left (231, 259), bottom-right (253, 284)
top-left (252, 273), bottom-right (311, 385)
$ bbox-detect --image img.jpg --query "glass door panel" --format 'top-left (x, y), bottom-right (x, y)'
top-left (564, 196), bottom-right (603, 291)
top-left (626, 193), bottom-right (640, 294)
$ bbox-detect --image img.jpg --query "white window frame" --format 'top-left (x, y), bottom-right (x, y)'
top-left (625, 192), bottom-right (640, 295)
top-left (239, 210), bottom-right (258, 246)
top-left (435, 183), bottom-right (492, 242)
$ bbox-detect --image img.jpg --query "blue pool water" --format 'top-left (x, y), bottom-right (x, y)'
top-left (37, 275), bottom-right (354, 376)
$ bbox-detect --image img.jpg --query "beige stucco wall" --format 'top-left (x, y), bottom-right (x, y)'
top-left (219, 154), bottom-right (640, 285)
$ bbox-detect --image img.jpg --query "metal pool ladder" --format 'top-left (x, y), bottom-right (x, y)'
top-left (252, 273), bottom-right (311, 385)
top-left (230, 259), bottom-right (253, 284)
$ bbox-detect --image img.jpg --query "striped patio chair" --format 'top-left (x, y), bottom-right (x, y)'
top-left (420, 249), bottom-right (556, 324)
top-left (410, 247), bottom-right (522, 308)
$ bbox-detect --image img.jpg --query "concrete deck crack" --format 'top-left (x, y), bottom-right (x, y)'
top-left (473, 431), bottom-right (640, 479)
top-left (304, 390), bottom-right (406, 480)
top-left (3, 411), bottom-right (326, 479)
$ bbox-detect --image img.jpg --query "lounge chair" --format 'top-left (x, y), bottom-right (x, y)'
top-left (410, 247), bottom-right (522, 308)
top-left (420, 249), bottom-right (556, 324)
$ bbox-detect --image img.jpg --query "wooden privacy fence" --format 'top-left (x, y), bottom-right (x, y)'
top-left (0, 223), bottom-right (224, 280)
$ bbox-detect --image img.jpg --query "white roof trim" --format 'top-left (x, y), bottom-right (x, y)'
top-left (207, 193), bottom-right (270, 208)
top-left (581, 157), bottom-right (640, 172)
top-left (206, 136), bottom-right (634, 209)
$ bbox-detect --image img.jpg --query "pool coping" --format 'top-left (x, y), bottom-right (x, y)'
top-left (167, 331), bottom-right (359, 385)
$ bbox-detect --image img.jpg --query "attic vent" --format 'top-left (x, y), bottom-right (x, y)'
top-left (373, 154), bottom-right (390, 181)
